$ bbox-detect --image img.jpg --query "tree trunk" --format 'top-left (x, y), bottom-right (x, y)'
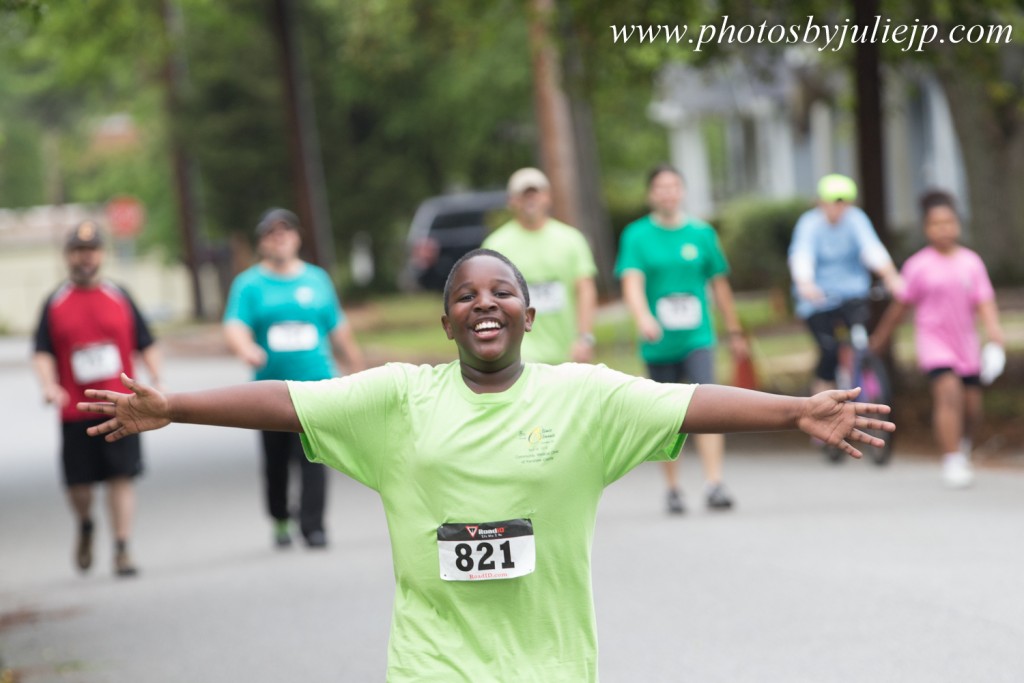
top-left (853, 0), bottom-right (889, 246)
top-left (938, 68), bottom-right (1024, 282)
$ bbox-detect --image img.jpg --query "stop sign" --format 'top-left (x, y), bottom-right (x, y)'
top-left (106, 196), bottom-right (146, 238)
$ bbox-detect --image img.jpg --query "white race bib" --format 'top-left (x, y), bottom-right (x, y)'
top-left (71, 342), bottom-right (123, 384)
top-left (655, 294), bottom-right (703, 330)
top-left (530, 281), bottom-right (566, 314)
top-left (267, 322), bottom-right (318, 352)
top-left (438, 519), bottom-right (535, 581)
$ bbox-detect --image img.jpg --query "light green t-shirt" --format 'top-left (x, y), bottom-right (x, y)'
top-left (482, 219), bottom-right (598, 363)
top-left (289, 361), bottom-right (694, 682)
top-left (614, 215), bottom-right (730, 363)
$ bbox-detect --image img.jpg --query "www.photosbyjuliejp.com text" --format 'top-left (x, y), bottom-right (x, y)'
top-left (610, 15), bottom-right (1014, 53)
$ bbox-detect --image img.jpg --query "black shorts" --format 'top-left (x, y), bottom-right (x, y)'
top-left (926, 368), bottom-right (981, 386)
top-left (61, 419), bottom-right (143, 486)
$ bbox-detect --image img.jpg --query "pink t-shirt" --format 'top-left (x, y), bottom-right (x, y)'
top-left (897, 245), bottom-right (994, 375)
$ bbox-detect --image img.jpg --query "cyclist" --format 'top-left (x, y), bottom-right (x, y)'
top-left (788, 174), bottom-right (903, 396)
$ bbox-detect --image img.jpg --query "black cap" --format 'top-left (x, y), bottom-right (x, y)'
top-left (65, 221), bottom-right (104, 250)
top-left (255, 208), bottom-right (301, 238)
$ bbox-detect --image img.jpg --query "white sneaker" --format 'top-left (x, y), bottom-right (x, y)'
top-left (943, 453), bottom-right (974, 489)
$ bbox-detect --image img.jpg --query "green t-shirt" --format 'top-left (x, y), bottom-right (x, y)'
top-left (614, 215), bottom-right (730, 363)
top-left (482, 219), bottom-right (597, 363)
top-left (289, 361), bottom-right (694, 682)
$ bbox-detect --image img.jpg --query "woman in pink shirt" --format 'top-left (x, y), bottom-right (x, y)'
top-left (871, 190), bottom-right (1005, 488)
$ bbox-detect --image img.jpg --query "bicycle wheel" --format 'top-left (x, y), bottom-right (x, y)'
top-left (855, 353), bottom-right (894, 466)
top-left (822, 346), bottom-right (856, 464)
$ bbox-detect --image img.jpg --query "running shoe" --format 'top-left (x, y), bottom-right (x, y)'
top-left (76, 519), bottom-right (94, 572)
top-left (274, 519), bottom-right (292, 548)
top-left (114, 547), bottom-right (138, 577)
top-left (304, 530), bottom-right (328, 549)
top-left (943, 453), bottom-right (974, 489)
top-left (706, 483), bottom-right (735, 510)
top-left (666, 489), bottom-right (685, 515)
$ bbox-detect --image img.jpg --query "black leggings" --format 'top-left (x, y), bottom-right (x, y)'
top-left (805, 299), bottom-right (871, 382)
top-left (260, 431), bottom-right (326, 536)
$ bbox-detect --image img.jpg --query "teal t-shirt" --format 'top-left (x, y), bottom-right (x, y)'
top-left (289, 362), bottom-right (694, 682)
top-left (223, 263), bottom-right (344, 381)
top-left (482, 219), bottom-right (597, 363)
top-left (615, 215), bottom-right (730, 363)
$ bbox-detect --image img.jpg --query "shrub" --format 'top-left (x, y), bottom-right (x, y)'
top-left (716, 196), bottom-right (811, 293)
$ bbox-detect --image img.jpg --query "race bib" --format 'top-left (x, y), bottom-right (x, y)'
top-left (530, 281), bottom-right (566, 314)
top-left (267, 322), bottom-right (318, 352)
top-left (71, 342), bottom-right (123, 384)
top-left (655, 294), bottom-right (703, 330)
top-left (438, 519), bottom-right (535, 581)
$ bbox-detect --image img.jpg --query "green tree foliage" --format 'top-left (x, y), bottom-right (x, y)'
top-left (0, 1), bottom-right (172, 232)
top-left (717, 196), bottom-right (811, 293)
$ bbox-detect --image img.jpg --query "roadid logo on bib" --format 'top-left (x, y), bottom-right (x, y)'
top-left (437, 519), bottom-right (535, 581)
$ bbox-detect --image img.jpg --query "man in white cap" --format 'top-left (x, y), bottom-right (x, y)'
top-left (482, 167), bottom-right (598, 364)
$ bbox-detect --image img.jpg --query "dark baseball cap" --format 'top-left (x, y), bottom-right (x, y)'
top-left (255, 208), bottom-right (301, 238)
top-left (65, 220), bottom-right (104, 250)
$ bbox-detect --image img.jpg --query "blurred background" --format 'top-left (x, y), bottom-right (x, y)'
top-left (0, 0), bottom-right (1021, 445)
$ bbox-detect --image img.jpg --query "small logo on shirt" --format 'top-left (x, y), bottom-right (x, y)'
top-left (295, 286), bottom-right (315, 305)
top-left (681, 244), bottom-right (699, 261)
top-left (515, 426), bottom-right (558, 464)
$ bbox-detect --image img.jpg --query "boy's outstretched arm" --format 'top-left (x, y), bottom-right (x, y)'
top-left (680, 385), bottom-right (893, 459)
top-left (78, 373), bottom-right (301, 442)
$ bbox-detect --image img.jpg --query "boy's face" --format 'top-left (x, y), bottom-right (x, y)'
top-left (923, 205), bottom-right (960, 252)
top-left (441, 255), bottom-right (534, 371)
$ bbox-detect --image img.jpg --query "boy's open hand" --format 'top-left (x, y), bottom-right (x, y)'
top-left (77, 373), bottom-right (171, 442)
top-left (798, 387), bottom-right (894, 459)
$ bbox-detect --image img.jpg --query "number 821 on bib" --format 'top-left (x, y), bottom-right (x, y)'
top-left (437, 519), bottom-right (535, 582)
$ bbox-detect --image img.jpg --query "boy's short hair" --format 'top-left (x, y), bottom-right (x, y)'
top-left (443, 248), bottom-right (530, 315)
top-left (919, 189), bottom-right (958, 218)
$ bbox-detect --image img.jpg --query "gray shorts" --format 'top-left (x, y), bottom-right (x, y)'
top-left (646, 347), bottom-right (715, 385)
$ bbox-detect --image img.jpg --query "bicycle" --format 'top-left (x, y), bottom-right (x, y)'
top-left (820, 293), bottom-right (894, 465)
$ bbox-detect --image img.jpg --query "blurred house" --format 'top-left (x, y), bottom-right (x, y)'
top-left (0, 204), bottom-right (195, 334)
top-left (649, 51), bottom-right (967, 233)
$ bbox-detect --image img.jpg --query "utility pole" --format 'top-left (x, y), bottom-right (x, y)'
top-left (159, 0), bottom-right (206, 319)
top-left (854, 0), bottom-right (889, 245)
top-left (528, 0), bottom-right (581, 230)
top-left (269, 0), bottom-right (335, 271)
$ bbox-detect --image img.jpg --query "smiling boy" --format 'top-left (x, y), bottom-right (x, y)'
top-left (79, 248), bottom-right (892, 682)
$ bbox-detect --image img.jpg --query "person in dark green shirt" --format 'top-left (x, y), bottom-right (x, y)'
top-left (615, 164), bottom-right (749, 515)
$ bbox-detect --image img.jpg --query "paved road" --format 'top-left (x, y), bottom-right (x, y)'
top-left (2, 340), bottom-right (1023, 682)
